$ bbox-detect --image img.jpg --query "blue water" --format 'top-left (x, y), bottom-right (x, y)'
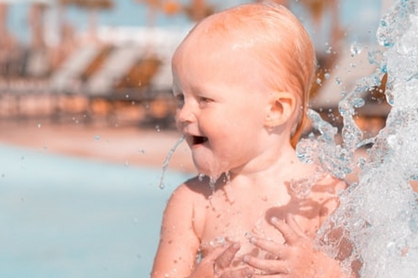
top-left (0, 144), bottom-right (192, 278)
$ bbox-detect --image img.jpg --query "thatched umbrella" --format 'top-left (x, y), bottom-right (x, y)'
top-left (28, 2), bottom-right (50, 49)
top-left (59, 0), bottom-right (114, 39)
top-left (137, 0), bottom-right (214, 24)
top-left (180, 0), bottom-right (214, 22)
top-left (255, 0), bottom-right (288, 6)
top-left (0, 2), bottom-right (21, 76)
top-left (0, 3), bottom-right (8, 39)
top-left (297, 0), bottom-right (343, 97)
top-left (135, 0), bottom-right (160, 27)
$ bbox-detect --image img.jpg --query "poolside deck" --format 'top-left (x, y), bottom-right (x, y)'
top-left (0, 118), bottom-right (195, 174)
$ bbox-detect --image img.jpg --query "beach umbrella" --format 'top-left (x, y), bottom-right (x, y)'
top-left (182, 0), bottom-right (214, 22)
top-left (59, 0), bottom-right (114, 40)
top-left (135, 0), bottom-right (160, 27)
top-left (28, 2), bottom-right (50, 49)
top-left (0, 3), bottom-right (17, 58)
top-left (59, 0), bottom-right (113, 9)
top-left (0, 0), bottom-right (51, 2)
top-left (136, 0), bottom-right (214, 24)
top-left (0, 3), bottom-right (8, 36)
top-left (255, 0), bottom-right (288, 6)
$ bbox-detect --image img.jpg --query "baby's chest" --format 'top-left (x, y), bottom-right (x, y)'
top-left (200, 214), bottom-right (283, 264)
top-left (198, 203), bottom-right (321, 257)
top-left (202, 206), bottom-right (278, 239)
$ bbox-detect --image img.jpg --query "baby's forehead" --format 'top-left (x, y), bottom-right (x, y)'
top-left (180, 21), bottom-right (259, 56)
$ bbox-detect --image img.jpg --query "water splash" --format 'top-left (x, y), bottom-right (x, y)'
top-left (301, 0), bottom-right (418, 276)
top-left (158, 136), bottom-right (185, 189)
top-left (297, 109), bottom-right (352, 179)
top-left (289, 166), bottom-right (328, 199)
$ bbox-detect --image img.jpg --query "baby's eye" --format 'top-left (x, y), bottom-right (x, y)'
top-left (198, 96), bottom-right (214, 104)
top-left (174, 94), bottom-right (184, 107)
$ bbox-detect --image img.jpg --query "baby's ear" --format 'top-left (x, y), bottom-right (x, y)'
top-left (264, 91), bottom-right (297, 128)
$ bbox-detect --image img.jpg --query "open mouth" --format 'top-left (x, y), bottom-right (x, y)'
top-left (192, 136), bottom-right (209, 145)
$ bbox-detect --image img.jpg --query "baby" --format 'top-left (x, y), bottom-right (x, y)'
top-left (152, 3), bottom-right (350, 277)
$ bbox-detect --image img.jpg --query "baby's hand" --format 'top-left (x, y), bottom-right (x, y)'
top-left (243, 215), bottom-right (341, 278)
top-left (189, 242), bottom-right (254, 278)
top-left (213, 242), bottom-right (254, 278)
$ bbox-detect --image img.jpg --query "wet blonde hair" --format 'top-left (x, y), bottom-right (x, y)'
top-left (188, 3), bottom-right (316, 147)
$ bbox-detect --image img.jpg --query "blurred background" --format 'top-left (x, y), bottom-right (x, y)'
top-left (0, 0), bottom-right (392, 277)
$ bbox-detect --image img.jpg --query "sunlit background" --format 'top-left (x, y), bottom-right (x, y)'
top-left (0, 0), bottom-right (392, 277)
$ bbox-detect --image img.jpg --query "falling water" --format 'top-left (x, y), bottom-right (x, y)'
top-left (158, 135), bottom-right (185, 189)
top-left (297, 0), bottom-right (418, 276)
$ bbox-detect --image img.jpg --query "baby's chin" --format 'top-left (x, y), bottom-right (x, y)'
top-left (193, 160), bottom-right (229, 183)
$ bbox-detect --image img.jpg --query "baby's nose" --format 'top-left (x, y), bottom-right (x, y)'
top-left (176, 105), bottom-right (196, 124)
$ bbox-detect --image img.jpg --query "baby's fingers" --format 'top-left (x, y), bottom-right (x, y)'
top-left (249, 237), bottom-right (288, 259)
top-left (271, 216), bottom-right (301, 245)
top-left (284, 215), bottom-right (306, 238)
top-left (215, 242), bottom-right (241, 269)
top-left (218, 267), bottom-right (254, 278)
top-left (243, 255), bottom-right (289, 276)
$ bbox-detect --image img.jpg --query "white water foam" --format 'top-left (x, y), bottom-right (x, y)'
top-left (297, 0), bottom-right (418, 276)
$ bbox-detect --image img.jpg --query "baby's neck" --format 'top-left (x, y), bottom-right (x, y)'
top-left (229, 143), bottom-right (301, 182)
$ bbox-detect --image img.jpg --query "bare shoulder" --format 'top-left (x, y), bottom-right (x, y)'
top-left (152, 176), bottom-right (212, 278)
top-left (311, 173), bottom-right (348, 221)
top-left (164, 176), bottom-right (213, 234)
top-left (169, 175), bottom-right (213, 205)
top-left (313, 173), bottom-right (347, 196)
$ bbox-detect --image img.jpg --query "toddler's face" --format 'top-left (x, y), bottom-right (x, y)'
top-left (171, 30), bottom-right (273, 179)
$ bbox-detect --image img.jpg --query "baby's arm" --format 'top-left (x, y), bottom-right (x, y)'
top-left (151, 184), bottom-right (202, 278)
top-left (152, 182), bottom-right (254, 278)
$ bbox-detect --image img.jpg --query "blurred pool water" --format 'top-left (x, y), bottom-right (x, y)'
top-left (0, 144), bottom-right (192, 278)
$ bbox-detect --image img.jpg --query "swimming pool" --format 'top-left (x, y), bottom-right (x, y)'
top-left (0, 144), bottom-right (192, 278)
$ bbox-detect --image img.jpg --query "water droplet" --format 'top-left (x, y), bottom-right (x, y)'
top-left (350, 41), bottom-right (362, 57)
top-left (37, 123), bottom-right (41, 128)
top-left (94, 135), bottom-right (100, 141)
top-left (210, 236), bottom-right (226, 247)
top-left (324, 73), bottom-right (331, 80)
top-left (224, 172), bottom-right (231, 184)
top-left (209, 176), bottom-right (218, 188)
top-left (155, 125), bottom-right (161, 132)
top-left (325, 46), bottom-right (332, 54)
